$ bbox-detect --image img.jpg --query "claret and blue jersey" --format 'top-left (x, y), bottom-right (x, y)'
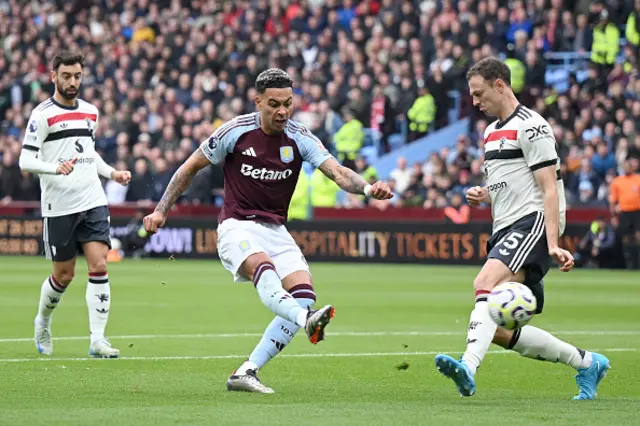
top-left (200, 112), bottom-right (333, 225)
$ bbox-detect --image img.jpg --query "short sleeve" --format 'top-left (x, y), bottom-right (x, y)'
top-left (287, 123), bottom-right (333, 169)
top-left (199, 118), bottom-right (248, 165)
top-left (22, 110), bottom-right (48, 153)
top-left (519, 120), bottom-right (558, 171)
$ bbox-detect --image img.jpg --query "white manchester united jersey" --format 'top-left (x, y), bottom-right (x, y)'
top-left (21, 98), bottom-right (107, 217)
top-left (484, 105), bottom-right (566, 234)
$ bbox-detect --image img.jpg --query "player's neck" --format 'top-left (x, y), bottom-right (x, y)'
top-left (52, 92), bottom-right (78, 108)
top-left (497, 95), bottom-right (520, 123)
top-left (260, 124), bottom-right (282, 136)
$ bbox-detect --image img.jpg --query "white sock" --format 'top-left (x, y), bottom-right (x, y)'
top-left (509, 326), bottom-right (592, 370)
top-left (241, 286), bottom-right (317, 374)
top-left (36, 275), bottom-right (67, 326)
top-left (253, 263), bottom-right (307, 327)
top-left (86, 272), bottom-right (111, 343)
top-left (235, 360), bottom-right (260, 376)
top-left (461, 292), bottom-right (497, 375)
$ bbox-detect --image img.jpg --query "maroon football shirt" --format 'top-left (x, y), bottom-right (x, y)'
top-left (200, 113), bottom-right (333, 224)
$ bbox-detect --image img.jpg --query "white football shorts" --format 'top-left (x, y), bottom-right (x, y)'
top-left (217, 218), bottom-right (309, 283)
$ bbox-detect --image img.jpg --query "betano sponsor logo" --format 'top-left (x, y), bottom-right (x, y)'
top-left (240, 164), bottom-right (293, 180)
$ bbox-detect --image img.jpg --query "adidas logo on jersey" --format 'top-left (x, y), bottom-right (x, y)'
top-left (242, 147), bottom-right (257, 157)
top-left (240, 164), bottom-right (293, 181)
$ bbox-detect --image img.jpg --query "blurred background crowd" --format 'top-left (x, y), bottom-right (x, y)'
top-left (0, 0), bottom-right (639, 217)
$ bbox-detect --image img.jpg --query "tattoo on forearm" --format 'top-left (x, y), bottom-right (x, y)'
top-left (335, 167), bottom-right (367, 194)
top-left (155, 166), bottom-right (193, 215)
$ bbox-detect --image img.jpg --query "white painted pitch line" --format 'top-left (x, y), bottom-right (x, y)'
top-left (0, 329), bottom-right (639, 344)
top-left (0, 348), bottom-right (634, 364)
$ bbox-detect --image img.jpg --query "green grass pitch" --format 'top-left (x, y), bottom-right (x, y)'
top-left (0, 255), bottom-right (638, 425)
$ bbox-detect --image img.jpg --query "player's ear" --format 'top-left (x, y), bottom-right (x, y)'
top-left (255, 93), bottom-right (262, 109)
top-left (50, 70), bottom-right (56, 84)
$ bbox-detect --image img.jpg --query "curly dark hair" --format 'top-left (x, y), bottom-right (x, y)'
top-left (52, 51), bottom-right (85, 71)
top-left (255, 68), bottom-right (293, 94)
top-left (466, 57), bottom-right (511, 86)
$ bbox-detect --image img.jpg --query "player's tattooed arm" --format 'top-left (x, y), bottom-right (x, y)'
top-left (318, 158), bottom-right (367, 194)
top-left (155, 149), bottom-right (210, 216)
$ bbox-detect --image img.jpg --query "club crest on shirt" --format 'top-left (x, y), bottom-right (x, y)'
top-left (239, 240), bottom-right (251, 252)
top-left (499, 137), bottom-right (506, 153)
top-left (280, 146), bottom-right (294, 164)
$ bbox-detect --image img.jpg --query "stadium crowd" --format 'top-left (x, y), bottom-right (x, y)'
top-left (0, 0), bottom-right (639, 215)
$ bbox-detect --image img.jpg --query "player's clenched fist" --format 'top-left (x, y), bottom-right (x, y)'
top-left (56, 158), bottom-right (77, 175)
top-left (367, 181), bottom-right (393, 200)
top-left (466, 185), bottom-right (489, 207)
top-left (111, 170), bottom-right (132, 186)
top-left (143, 211), bottom-right (167, 234)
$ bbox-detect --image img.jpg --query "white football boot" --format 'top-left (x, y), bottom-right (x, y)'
top-left (89, 339), bottom-right (120, 358)
top-left (34, 320), bottom-right (54, 356)
top-left (227, 369), bottom-right (275, 394)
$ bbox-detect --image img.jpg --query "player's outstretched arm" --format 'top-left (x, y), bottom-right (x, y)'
top-left (144, 149), bottom-right (210, 233)
top-left (534, 165), bottom-right (574, 271)
top-left (318, 158), bottom-right (393, 200)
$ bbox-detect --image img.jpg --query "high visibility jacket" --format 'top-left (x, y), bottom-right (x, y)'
top-left (288, 171), bottom-right (311, 220)
top-left (505, 58), bottom-right (526, 94)
top-left (334, 119), bottom-right (364, 162)
top-left (407, 94), bottom-right (436, 133)
top-left (310, 169), bottom-right (339, 207)
top-left (591, 23), bottom-right (620, 65)
top-left (626, 12), bottom-right (640, 46)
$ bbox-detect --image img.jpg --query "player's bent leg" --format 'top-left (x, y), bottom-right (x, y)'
top-left (494, 323), bottom-right (609, 400)
top-left (240, 253), bottom-right (310, 331)
top-left (34, 257), bottom-right (75, 356)
top-left (435, 259), bottom-right (523, 397)
top-left (82, 241), bottom-right (119, 359)
top-left (228, 270), bottom-right (318, 394)
top-left (247, 271), bottom-right (318, 367)
top-left (462, 259), bottom-right (524, 374)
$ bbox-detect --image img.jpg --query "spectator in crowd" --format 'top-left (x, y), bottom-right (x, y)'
top-left (574, 217), bottom-right (622, 269)
top-left (333, 108), bottom-right (364, 171)
top-left (390, 157), bottom-right (412, 196)
top-left (407, 85), bottom-right (436, 142)
top-left (444, 192), bottom-right (471, 224)
top-left (591, 10), bottom-right (620, 74)
top-left (0, 151), bottom-right (21, 204)
top-left (289, 172), bottom-right (311, 221)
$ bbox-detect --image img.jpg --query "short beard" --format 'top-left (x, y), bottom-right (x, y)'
top-left (56, 83), bottom-right (77, 101)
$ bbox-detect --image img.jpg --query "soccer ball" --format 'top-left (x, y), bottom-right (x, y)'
top-left (487, 282), bottom-right (537, 330)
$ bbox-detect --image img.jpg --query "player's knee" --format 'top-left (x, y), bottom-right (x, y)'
top-left (54, 268), bottom-right (75, 286)
top-left (88, 259), bottom-right (107, 274)
top-left (472, 273), bottom-right (494, 292)
top-left (241, 252), bottom-right (272, 280)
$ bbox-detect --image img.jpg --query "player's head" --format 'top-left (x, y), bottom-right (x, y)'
top-left (255, 68), bottom-right (294, 134)
top-left (623, 157), bottom-right (635, 175)
top-left (467, 57), bottom-right (513, 117)
top-left (51, 51), bottom-right (84, 101)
